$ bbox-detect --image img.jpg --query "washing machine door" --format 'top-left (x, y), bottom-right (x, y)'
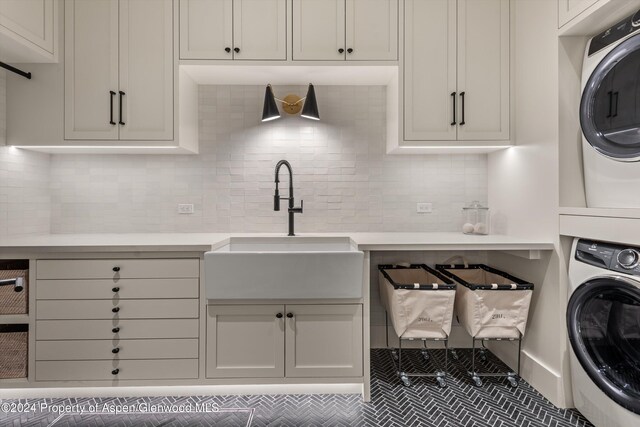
top-left (567, 277), bottom-right (640, 414)
top-left (581, 33), bottom-right (640, 161)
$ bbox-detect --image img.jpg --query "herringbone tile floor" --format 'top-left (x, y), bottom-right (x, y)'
top-left (0, 349), bottom-right (593, 427)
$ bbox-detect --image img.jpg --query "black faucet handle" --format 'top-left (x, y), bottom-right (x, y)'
top-left (290, 200), bottom-right (303, 214)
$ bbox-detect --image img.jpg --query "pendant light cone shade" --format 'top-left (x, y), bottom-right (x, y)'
top-left (300, 84), bottom-right (320, 121)
top-left (262, 85), bottom-right (281, 122)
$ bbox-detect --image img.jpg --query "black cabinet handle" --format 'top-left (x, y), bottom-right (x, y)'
top-left (112, 287), bottom-right (120, 293)
top-left (225, 47), bottom-right (231, 53)
top-left (276, 313), bottom-right (283, 318)
top-left (451, 92), bottom-right (456, 125)
top-left (234, 47), bottom-right (240, 53)
top-left (338, 48), bottom-right (344, 54)
top-left (459, 92), bottom-right (466, 126)
top-left (607, 91), bottom-right (613, 118)
top-left (612, 91), bottom-right (619, 117)
top-left (112, 369), bottom-right (119, 375)
top-left (109, 91), bottom-right (116, 125)
top-left (112, 307), bottom-right (120, 313)
top-left (347, 48), bottom-right (353, 54)
top-left (112, 348), bottom-right (120, 354)
top-left (112, 267), bottom-right (120, 272)
top-left (118, 91), bottom-right (125, 125)
top-left (112, 327), bottom-right (120, 333)
top-left (286, 313), bottom-right (293, 318)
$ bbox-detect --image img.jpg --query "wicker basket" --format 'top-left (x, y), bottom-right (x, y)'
top-left (0, 261), bottom-right (28, 315)
top-left (0, 324), bottom-right (28, 379)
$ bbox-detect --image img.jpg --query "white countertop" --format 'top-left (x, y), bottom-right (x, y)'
top-left (0, 232), bottom-right (554, 253)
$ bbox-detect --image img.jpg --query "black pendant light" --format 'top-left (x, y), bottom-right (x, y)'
top-left (262, 84), bottom-right (281, 122)
top-left (300, 83), bottom-right (320, 121)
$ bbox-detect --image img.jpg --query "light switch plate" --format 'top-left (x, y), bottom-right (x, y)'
top-left (417, 203), bottom-right (432, 214)
top-left (178, 204), bottom-right (194, 214)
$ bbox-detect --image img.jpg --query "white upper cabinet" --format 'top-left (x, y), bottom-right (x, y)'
top-left (64, 0), bottom-right (119, 140)
top-left (292, 0), bottom-right (345, 60)
top-left (293, 0), bottom-right (397, 61)
top-left (404, 0), bottom-right (456, 141)
top-left (456, 0), bottom-right (509, 141)
top-left (0, 0), bottom-right (58, 62)
top-left (180, 0), bottom-right (232, 60)
top-left (558, 0), bottom-right (599, 28)
top-left (119, 0), bottom-right (174, 140)
top-left (403, 0), bottom-right (509, 143)
top-left (64, 0), bottom-right (174, 141)
top-left (345, 0), bottom-right (397, 61)
top-left (179, 0), bottom-right (286, 60)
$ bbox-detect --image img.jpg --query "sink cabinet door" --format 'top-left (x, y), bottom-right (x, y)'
top-left (285, 304), bottom-right (363, 378)
top-left (206, 305), bottom-right (285, 378)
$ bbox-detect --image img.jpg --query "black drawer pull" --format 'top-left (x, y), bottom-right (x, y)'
top-left (112, 307), bottom-right (120, 313)
top-left (112, 369), bottom-right (119, 375)
top-left (112, 266), bottom-right (120, 272)
top-left (286, 313), bottom-right (293, 318)
top-left (112, 347), bottom-right (120, 354)
top-left (112, 327), bottom-right (120, 333)
top-left (112, 287), bottom-right (120, 293)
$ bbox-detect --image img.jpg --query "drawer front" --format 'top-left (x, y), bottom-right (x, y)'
top-left (36, 319), bottom-right (199, 340)
top-left (36, 359), bottom-right (198, 381)
top-left (37, 278), bottom-right (199, 300)
top-left (36, 339), bottom-right (199, 361)
top-left (37, 259), bottom-right (199, 280)
top-left (36, 299), bottom-right (199, 320)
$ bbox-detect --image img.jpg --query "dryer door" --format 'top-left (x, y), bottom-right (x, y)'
top-left (567, 277), bottom-right (640, 414)
top-left (581, 34), bottom-right (640, 161)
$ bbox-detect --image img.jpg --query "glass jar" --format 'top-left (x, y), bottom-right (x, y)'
top-left (462, 201), bottom-right (490, 235)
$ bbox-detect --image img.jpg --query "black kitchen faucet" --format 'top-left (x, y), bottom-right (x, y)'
top-left (274, 160), bottom-right (303, 236)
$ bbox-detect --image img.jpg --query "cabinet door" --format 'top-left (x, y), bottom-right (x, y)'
top-left (179, 0), bottom-right (233, 60)
top-left (233, 0), bottom-right (286, 60)
top-left (292, 0), bottom-right (345, 60)
top-left (119, 0), bottom-right (174, 141)
top-left (457, 0), bottom-right (509, 141)
top-left (558, 0), bottom-right (599, 28)
top-left (0, 0), bottom-right (55, 60)
top-left (285, 304), bottom-right (362, 378)
top-left (345, 0), bottom-right (397, 61)
top-left (403, 0), bottom-right (456, 141)
top-left (64, 0), bottom-right (119, 140)
top-left (206, 305), bottom-right (285, 378)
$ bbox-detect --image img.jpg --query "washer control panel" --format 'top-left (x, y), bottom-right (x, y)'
top-left (576, 239), bottom-right (640, 276)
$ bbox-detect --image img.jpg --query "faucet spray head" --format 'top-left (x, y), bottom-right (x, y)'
top-left (274, 188), bottom-right (280, 211)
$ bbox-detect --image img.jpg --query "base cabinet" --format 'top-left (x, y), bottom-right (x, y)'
top-left (206, 304), bottom-right (363, 379)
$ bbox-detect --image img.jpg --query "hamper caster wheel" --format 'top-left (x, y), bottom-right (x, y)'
top-left (472, 375), bottom-right (483, 387)
top-left (479, 350), bottom-right (488, 362)
top-left (421, 349), bottom-right (430, 361)
top-left (391, 350), bottom-right (399, 361)
top-left (507, 376), bottom-right (519, 388)
top-left (400, 374), bottom-right (411, 387)
top-left (436, 377), bottom-right (447, 388)
top-left (450, 349), bottom-right (459, 361)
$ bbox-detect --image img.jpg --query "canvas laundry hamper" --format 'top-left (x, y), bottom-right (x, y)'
top-left (435, 264), bottom-right (534, 339)
top-left (378, 264), bottom-right (456, 339)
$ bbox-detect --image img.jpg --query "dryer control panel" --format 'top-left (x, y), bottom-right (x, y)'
top-left (576, 239), bottom-right (640, 276)
top-left (588, 9), bottom-right (640, 55)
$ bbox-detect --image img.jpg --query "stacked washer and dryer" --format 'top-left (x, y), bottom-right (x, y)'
top-left (569, 8), bottom-right (640, 427)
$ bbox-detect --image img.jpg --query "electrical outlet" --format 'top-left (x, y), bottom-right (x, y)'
top-left (177, 204), bottom-right (194, 214)
top-left (416, 202), bottom-right (432, 214)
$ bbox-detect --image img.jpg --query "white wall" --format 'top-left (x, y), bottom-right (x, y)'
top-left (488, 0), bottom-right (565, 407)
top-left (0, 70), bottom-right (51, 238)
top-left (49, 85), bottom-right (488, 233)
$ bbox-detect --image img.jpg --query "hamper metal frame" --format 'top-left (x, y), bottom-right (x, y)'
top-left (379, 264), bottom-right (456, 388)
top-left (385, 310), bottom-right (449, 388)
top-left (436, 263), bottom-right (533, 388)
